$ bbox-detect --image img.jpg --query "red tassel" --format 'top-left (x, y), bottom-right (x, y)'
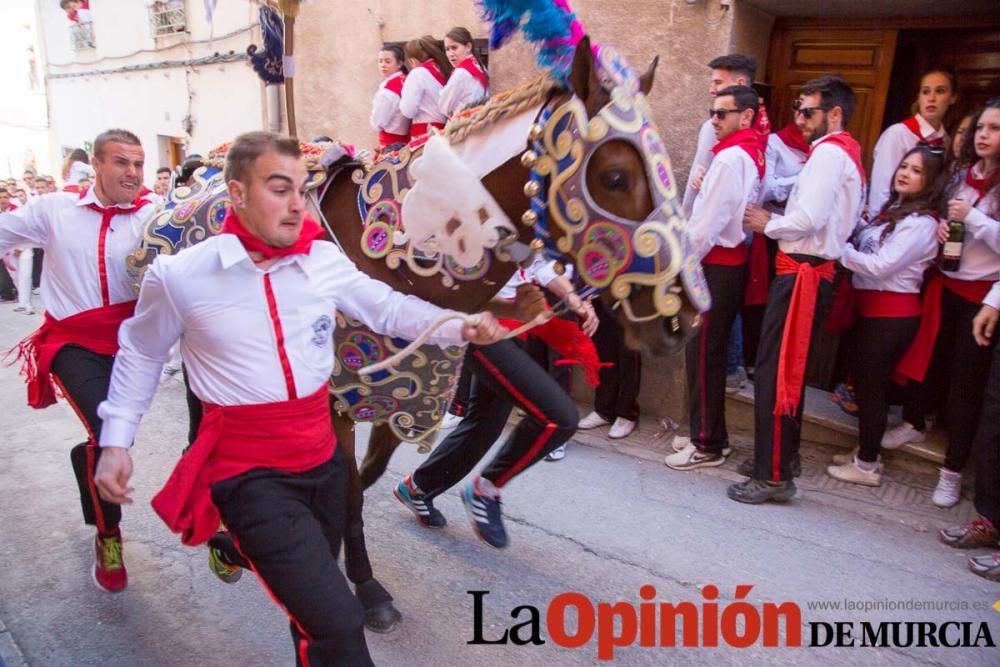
top-left (499, 316), bottom-right (608, 387)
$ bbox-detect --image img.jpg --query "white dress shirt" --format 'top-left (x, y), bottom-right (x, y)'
top-left (399, 67), bottom-right (448, 125)
top-left (496, 254), bottom-right (570, 299)
top-left (370, 72), bottom-right (410, 137)
top-left (764, 132), bottom-right (864, 260)
top-left (761, 133), bottom-right (806, 211)
top-left (946, 168), bottom-right (1000, 282)
top-left (0, 189), bottom-right (156, 319)
top-left (841, 213), bottom-right (939, 293)
top-left (868, 114), bottom-right (947, 217)
top-left (686, 144), bottom-right (759, 261)
top-left (984, 282), bottom-right (1000, 310)
top-left (439, 64), bottom-right (488, 118)
top-left (682, 119), bottom-right (716, 218)
top-left (98, 235), bottom-right (466, 448)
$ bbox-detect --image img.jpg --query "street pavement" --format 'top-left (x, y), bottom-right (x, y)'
top-left (0, 303), bottom-right (998, 667)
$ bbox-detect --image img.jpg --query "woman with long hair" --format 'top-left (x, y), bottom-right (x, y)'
top-left (883, 99), bottom-right (1000, 506)
top-left (60, 147), bottom-right (90, 183)
top-left (868, 65), bottom-right (958, 216)
top-left (370, 43), bottom-right (410, 150)
top-left (399, 36), bottom-right (451, 139)
top-left (439, 27), bottom-right (489, 118)
top-left (826, 145), bottom-right (946, 486)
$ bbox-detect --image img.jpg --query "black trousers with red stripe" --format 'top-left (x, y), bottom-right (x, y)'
top-left (973, 339), bottom-right (1000, 527)
top-left (211, 450), bottom-right (373, 667)
top-left (412, 338), bottom-right (578, 497)
top-left (592, 299), bottom-right (641, 422)
top-left (752, 257), bottom-right (834, 482)
top-left (49, 344), bottom-right (122, 533)
top-left (901, 288), bottom-right (998, 472)
top-left (853, 315), bottom-right (920, 463)
top-left (686, 262), bottom-right (748, 453)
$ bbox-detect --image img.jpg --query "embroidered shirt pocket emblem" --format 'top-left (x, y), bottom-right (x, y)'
top-left (311, 315), bottom-right (333, 347)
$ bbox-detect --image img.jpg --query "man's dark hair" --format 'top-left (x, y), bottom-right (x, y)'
top-left (707, 54), bottom-right (756, 83)
top-left (94, 129), bottom-right (142, 159)
top-left (224, 131), bottom-right (301, 184)
top-left (0, 187), bottom-right (8, 195)
top-left (800, 75), bottom-right (856, 126)
top-left (59, 0), bottom-right (78, 9)
top-left (716, 85), bottom-right (759, 114)
top-left (156, 166), bottom-right (172, 175)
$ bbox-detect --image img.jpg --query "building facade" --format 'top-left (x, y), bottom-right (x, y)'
top-left (0, 1), bottom-right (50, 179)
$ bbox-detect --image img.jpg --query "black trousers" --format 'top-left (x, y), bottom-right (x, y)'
top-left (592, 299), bottom-right (641, 422)
top-left (0, 260), bottom-right (14, 300)
top-left (686, 262), bottom-right (748, 453)
top-left (853, 316), bottom-right (920, 463)
top-left (752, 257), bottom-right (834, 482)
top-left (31, 248), bottom-right (43, 289)
top-left (902, 288), bottom-right (998, 472)
top-left (448, 364), bottom-right (473, 417)
top-left (973, 339), bottom-right (1000, 526)
top-left (412, 338), bottom-right (578, 497)
top-left (211, 451), bottom-right (373, 667)
top-left (49, 345), bottom-right (122, 534)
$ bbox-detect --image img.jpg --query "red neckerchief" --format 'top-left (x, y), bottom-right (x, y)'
top-left (712, 127), bottom-right (765, 180)
top-left (776, 123), bottom-right (810, 155)
top-left (901, 116), bottom-right (944, 146)
top-left (63, 185), bottom-right (81, 194)
top-left (383, 70), bottom-right (405, 96)
top-left (457, 55), bottom-right (489, 90)
top-left (420, 59), bottom-right (446, 86)
top-left (812, 131), bottom-right (866, 184)
top-left (220, 207), bottom-right (324, 260)
top-left (753, 102), bottom-right (772, 150)
top-left (965, 163), bottom-right (999, 204)
top-left (82, 188), bottom-right (150, 306)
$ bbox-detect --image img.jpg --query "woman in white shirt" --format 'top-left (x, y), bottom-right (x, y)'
top-left (440, 27), bottom-right (489, 119)
top-left (400, 36), bottom-right (452, 139)
top-left (370, 44), bottom-right (410, 150)
top-left (827, 145), bottom-right (945, 487)
top-left (868, 66), bottom-right (958, 216)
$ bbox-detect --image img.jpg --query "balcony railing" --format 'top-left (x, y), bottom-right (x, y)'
top-left (69, 21), bottom-right (95, 51)
top-left (149, 1), bottom-right (187, 37)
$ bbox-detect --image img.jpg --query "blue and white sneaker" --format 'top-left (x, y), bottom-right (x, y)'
top-left (461, 480), bottom-right (508, 549)
top-left (393, 476), bottom-right (447, 528)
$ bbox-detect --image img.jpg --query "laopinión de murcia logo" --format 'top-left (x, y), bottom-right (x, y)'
top-left (467, 586), bottom-right (997, 660)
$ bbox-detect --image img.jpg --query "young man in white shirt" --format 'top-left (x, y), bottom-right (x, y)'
top-left (733, 76), bottom-right (865, 504)
top-left (665, 86), bottom-right (764, 471)
top-left (93, 131), bottom-right (505, 665)
top-left (0, 129), bottom-right (156, 592)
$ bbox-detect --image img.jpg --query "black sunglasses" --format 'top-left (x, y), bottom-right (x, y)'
top-left (792, 99), bottom-right (830, 119)
top-left (708, 108), bottom-right (742, 120)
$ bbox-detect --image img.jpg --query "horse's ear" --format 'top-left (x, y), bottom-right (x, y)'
top-left (639, 56), bottom-right (658, 96)
top-left (568, 36), bottom-right (600, 111)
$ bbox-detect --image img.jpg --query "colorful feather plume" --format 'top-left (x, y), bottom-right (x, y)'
top-left (478, 0), bottom-right (586, 81)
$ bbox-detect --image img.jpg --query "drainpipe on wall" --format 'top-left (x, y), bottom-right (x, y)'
top-left (267, 85), bottom-right (282, 132)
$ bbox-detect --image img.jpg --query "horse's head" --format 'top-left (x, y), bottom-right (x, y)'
top-left (525, 37), bottom-right (709, 355)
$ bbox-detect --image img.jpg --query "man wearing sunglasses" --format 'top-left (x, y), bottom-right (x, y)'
top-left (731, 75), bottom-right (866, 504)
top-left (666, 85), bottom-right (765, 472)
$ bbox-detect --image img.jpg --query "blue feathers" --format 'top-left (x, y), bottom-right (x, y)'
top-left (478, 0), bottom-right (583, 81)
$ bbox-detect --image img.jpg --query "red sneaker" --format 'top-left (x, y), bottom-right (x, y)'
top-left (93, 531), bottom-right (128, 592)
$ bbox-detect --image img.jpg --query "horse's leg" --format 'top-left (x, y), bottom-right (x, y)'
top-left (331, 404), bottom-right (402, 633)
top-left (359, 423), bottom-right (404, 490)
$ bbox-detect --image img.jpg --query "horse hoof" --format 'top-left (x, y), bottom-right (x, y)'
top-left (365, 601), bottom-right (402, 633)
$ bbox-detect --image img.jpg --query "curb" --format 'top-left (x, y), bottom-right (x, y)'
top-left (0, 618), bottom-right (27, 667)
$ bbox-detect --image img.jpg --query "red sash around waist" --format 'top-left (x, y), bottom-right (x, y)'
top-left (744, 233), bottom-right (770, 306)
top-left (378, 129), bottom-right (410, 148)
top-left (409, 121), bottom-right (445, 138)
top-left (774, 251), bottom-right (835, 417)
top-left (854, 290), bottom-right (921, 319)
top-left (703, 243), bottom-right (749, 266)
top-left (151, 386), bottom-right (336, 546)
top-left (5, 301), bottom-right (136, 409)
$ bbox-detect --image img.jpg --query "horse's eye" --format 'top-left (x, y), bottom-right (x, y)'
top-left (600, 169), bottom-right (630, 192)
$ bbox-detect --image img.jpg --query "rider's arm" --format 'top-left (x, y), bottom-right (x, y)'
top-left (0, 197), bottom-right (51, 256)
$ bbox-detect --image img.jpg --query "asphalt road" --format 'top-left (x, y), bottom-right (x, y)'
top-left (0, 304), bottom-right (997, 666)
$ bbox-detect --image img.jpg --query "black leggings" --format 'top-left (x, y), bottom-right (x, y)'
top-left (413, 338), bottom-right (578, 497)
top-left (973, 341), bottom-right (1000, 526)
top-left (591, 299), bottom-right (641, 422)
top-left (50, 345), bottom-right (122, 534)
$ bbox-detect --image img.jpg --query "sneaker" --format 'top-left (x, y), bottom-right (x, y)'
top-left (725, 367), bottom-right (747, 394)
top-left (826, 458), bottom-right (881, 487)
top-left (881, 422), bottom-right (925, 450)
top-left (93, 531), bottom-right (127, 593)
top-left (671, 435), bottom-right (732, 457)
top-left (726, 478), bottom-right (797, 504)
top-left (939, 517), bottom-right (999, 549)
top-left (12, 305), bottom-right (26, 312)
top-left (831, 383), bottom-right (859, 418)
top-left (967, 552), bottom-right (1000, 582)
top-left (544, 444), bottom-right (566, 462)
top-left (460, 480), bottom-right (508, 549)
top-left (664, 446), bottom-right (725, 471)
top-left (441, 412), bottom-right (463, 430)
top-left (737, 457), bottom-right (801, 478)
top-left (206, 532), bottom-right (245, 583)
top-left (161, 363), bottom-right (181, 377)
top-left (931, 468), bottom-right (962, 508)
top-left (608, 417), bottom-right (636, 439)
top-left (578, 411), bottom-right (610, 430)
top-left (393, 476), bottom-right (447, 528)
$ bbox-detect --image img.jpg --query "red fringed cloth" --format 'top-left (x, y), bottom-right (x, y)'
top-left (151, 387), bottom-right (335, 546)
top-left (498, 315), bottom-right (606, 387)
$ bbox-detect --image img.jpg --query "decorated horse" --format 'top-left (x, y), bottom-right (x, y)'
top-left (126, 2), bottom-right (708, 635)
